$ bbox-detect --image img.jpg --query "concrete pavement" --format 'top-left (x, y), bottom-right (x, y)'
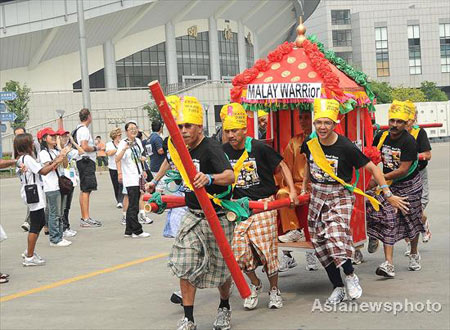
top-left (0, 143), bottom-right (449, 329)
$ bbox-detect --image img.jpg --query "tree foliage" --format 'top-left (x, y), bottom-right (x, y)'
top-left (370, 81), bottom-right (393, 104)
top-left (420, 81), bottom-right (448, 101)
top-left (391, 86), bottom-right (427, 102)
top-left (2, 80), bottom-right (31, 129)
top-left (144, 102), bottom-right (162, 124)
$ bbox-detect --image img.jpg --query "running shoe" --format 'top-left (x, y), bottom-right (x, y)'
top-left (305, 251), bottom-right (319, 271)
top-left (23, 255), bottom-right (46, 267)
top-left (278, 230), bottom-right (304, 243)
top-left (138, 213), bottom-right (153, 224)
top-left (213, 307), bottom-right (231, 330)
top-left (268, 287), bottom-right (283, 309)
top-left (345, 274), bottom-right (362, 300)
top-left (278, 254), bottom-right (297, 272)
top-left (116, 203), bottom-right (123, 209)
top-left (243, 281), bottom-right (262, 310)
top-left (132, 232), bottom-right (150, 238)
top-left (376, 261), bottom-right (395, 278)
top-left (21, 222), bottom-right (30, 232)
top-left (80, 218), bottom-right (102, 227)
top-left (404, 241), bottom-right (411, 257)
top-left (408, 253), bottom-right (422, 271)
top-left (326, 287), bottom-right (346, 305)
top-left (353, 249), bottom-right (364, 265)
top-left (176, 317), bottom-right (197, 330)
top-left (50, 239), bottom-right (72, 247)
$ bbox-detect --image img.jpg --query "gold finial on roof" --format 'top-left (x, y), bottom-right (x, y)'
top-left (295, 16), bottom-right (307, 48)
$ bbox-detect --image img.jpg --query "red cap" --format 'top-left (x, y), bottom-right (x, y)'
top-left (40, 127), bottom-right (57, 137)
top-left (36, 129), bottom-right (42, 140)
top-left (56, 128), bottom-right (70, 136)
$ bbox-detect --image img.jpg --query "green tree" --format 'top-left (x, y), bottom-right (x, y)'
top-left (391, 86), bottom-right (427, 102)
top-left (369, 81), bottom-right (393, 104)
top-left (420, 81), bottom-right (448, 101)
top-left (2, 80), bottom-right (31, 129)
top-left (143, 102), bottom-right (162, 123)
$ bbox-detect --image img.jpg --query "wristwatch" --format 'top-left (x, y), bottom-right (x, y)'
top-left (210, 174), bottom-right (215, 185)
top-left (383, 190), bottom-right (393, 198)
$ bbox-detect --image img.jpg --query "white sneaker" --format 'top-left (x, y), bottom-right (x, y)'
top-left (243, 281), bottom-right (262, 310)
top-left (132, 232), bottom-right (150, 238)
top-left (176, 317), bottom-right (197, 330)
top-left (278, 230), bottom-right (304, 243)
top-left (121, 216), bottom-right (126, 225)
top-left (50, 239), bottom-right (72, 247)
top-left (305, 251), bottom-right (319, 271)
top-left (23, 255), bottom-right (46, 267)
top-left (376, 261), bottom-right (395, 278)
top-left (352, 249), bottom-right (364, 265)
top-left (326, 287), bottom-right (346, 305)
top-left (21, 222), bottom-right (30, 232)
top-left (213, 307), bottom-right (231, 330)
top-left (345, 274), bottom-right (362, 300)
top-left (21, 250), bottom-right (45, 262)
top-left (268, 287), bottom-right (283, 309)
top-left (404, 241), bottom-right (411, 257)
top-left (116, 202), bottom-right (123, 209)
top-left (278, 254), bottom-right (297, 272)
top-left (138, 213), bottom-right (153, 224)
top-left (408, 253), bottom-right (422, 271)
top-left (63, 229), bottom-right (77, 238)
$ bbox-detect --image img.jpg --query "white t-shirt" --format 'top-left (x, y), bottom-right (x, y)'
top-left (19, 155), bottom-right (46, 211)
top-left (105, 141), bottom-right (119, 170)
top-left (75, 124), bottom-right (96, 162)
top-left (64, 149), bottom-right (79, 186)
top-left (117, 138), bottom-right (144, 188)
top-left (39, 148), bottom-right (61, 192)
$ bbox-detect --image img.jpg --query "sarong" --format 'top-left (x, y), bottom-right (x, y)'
top-left (168, 210), bottom-right (234, 289)
top-left (232, 197), bottom-right (279, 277)
top-left (367, 173), bottom-right (424, 245)
top-left (308, 183), bottom-right (355, 268)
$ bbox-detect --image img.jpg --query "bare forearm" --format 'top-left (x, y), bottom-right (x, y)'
top-left (212, 169), bottom-right (234, 186)
top-left (115, 149), bottom-right (126, 163)
top-left (419, 151), bottom-right (431, 161)
top-left (365, 162), bottom-right (390, 194)
top-left (153, 160), bottom-right (170, 182)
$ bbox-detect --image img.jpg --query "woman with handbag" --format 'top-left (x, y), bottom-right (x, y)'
top-left (38, 127), bottom-right (72, 247)
top-left (116, 121), bottom-right (150, 238)
top-left (14, 133), bottom-right (65, 266)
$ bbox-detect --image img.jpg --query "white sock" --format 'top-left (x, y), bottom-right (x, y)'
top-left (122, 212), bottom-right (126, 217)
top-left (139, 210), bottom-right (145, 216)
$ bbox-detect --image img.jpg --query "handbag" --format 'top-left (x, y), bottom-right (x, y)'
top-left (47, 149), bottom-right (74, 195)
top-left (22, 156), bottom-right (40, 204)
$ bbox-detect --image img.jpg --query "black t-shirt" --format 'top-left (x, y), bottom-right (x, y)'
top-left (415, 128), bottom-right (431, 171)
top-left (223, 139), bottom-right (283, 200)
top-left (301, 135), bottom-right (370, 184)
top-left (373, 130), bottom-right (418, 182)
top-left (163, 137), bottom-right (232, 210)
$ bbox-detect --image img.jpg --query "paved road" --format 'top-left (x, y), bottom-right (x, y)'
top-left (1, 143), bottom-right (449, 330)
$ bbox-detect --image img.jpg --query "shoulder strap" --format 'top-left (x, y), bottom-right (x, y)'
top-left (376, 131), bottom-right (389, 150)
top-left (410, 127), bottom-right (420, 140)
top-left (128, 141), bottom-right (142, 175)
top-left (306, 136), bottom-right (381, 211)
top-left (22, 155), bottom-right (36, 184)
top-left (231, 137), bottom-right (253, 183)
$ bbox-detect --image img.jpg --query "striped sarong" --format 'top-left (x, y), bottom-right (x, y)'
top-left (168, 210), bottom-right (234, 289)
top-left (367, 173), bottom-right (424, 245)
top-left (232, 196), bottom-right (279, 277)
top-left (308, 183), bottom-right (355, 268)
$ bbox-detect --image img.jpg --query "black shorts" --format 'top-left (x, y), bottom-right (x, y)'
top-left (76, 157), bottom-right (97, 192)
top-left (29, 208), bottom-right (46, 234)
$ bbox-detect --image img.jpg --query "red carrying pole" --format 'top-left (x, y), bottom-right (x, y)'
top-left (148, 81), bottom-right (251, 299)
top-left (374, 123), bottom-right (443, 130)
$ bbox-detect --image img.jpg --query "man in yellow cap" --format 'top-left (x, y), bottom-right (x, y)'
top-left (404, 101), bottom-right (432, 248)
top-left (147, 95), bottom-right (236, 330)
top-left (367, 100), bottom-right (425, 278)
top-left (221, 103), bottom-right (297, 311)
top-left (300, 98), bottom-right (407, 304)
top-left (257, 110), bottom-right (269, 139)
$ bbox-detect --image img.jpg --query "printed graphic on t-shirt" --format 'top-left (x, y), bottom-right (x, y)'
top-left (381, 145), bottom-right (401, 170)
top-left (309, 154), bottom-right (338, 183)
top-left (229, 158), bottom-right (261, 189)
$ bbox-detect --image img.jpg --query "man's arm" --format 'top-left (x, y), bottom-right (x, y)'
top-left (419, 150), bottom-right (431, 161)
top-left (193, 169), bottom-right (234, 188)
top-left (0, 159), bottom-right (16, 169)
top-left (80, 140), bottom-right (96, 153)
top-left (277, 160), bottom-right (298, 204)
top-left (383, 160), bottom-right (412, 181)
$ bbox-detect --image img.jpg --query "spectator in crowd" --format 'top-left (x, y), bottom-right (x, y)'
top-left (39, 128), bottom-right (72, 247)
top-left (95, 136), bottom-right (107, 167)
top-left (57, 128), bottom-right (84, 238)
top-left (15, 133), bottom-right (65, 266)
top-left (115, 120), bottom-right (151, 238)
top-left (73, 108), bottom-right (102, 227)
top-left (106, 128), bottom-right (124, 208)
top-left (13, 126), bottom-right (40, 233)
top-left (258, 110), bottom-right (269, 139)
top-left (144, 121), bottom-right (165, 191)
